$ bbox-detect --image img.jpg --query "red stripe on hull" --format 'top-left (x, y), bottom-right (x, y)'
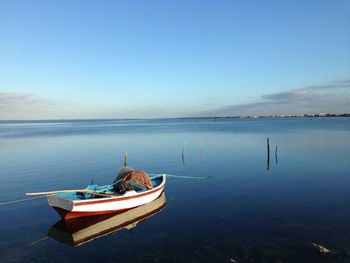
top-left (53, 207), bottom-right (129, 220)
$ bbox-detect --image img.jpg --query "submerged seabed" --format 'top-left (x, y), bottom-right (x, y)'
top-left (0, 118), bottom-right (350, 262)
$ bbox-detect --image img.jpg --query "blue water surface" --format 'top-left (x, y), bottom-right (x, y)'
top-left (0, 118), bottom-right (350, 262)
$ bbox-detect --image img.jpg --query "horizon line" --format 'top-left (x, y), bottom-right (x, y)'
top-left (1, 112), bottom-right (350, 122)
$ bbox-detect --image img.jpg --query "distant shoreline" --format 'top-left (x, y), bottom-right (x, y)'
top-left (219, 113), bottom-right (350, 119)
top-left (0, 113), bottom-right (349, 122)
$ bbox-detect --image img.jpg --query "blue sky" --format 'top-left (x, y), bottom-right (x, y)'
top-left (0, 0), bottom-right (349, 119)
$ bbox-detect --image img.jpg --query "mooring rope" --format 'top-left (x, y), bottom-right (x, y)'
top-left (0, 195), bottom-right (47, 206)
top-left (28, 236), bottom-right (49, 247)
top-left (149, 173), bottom-right (211, 180)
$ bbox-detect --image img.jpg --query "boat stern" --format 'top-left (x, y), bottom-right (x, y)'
top-left (48, 195), bottom-right (74, 211)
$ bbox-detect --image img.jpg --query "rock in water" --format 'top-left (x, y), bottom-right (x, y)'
top-left (312, 242), bottom-right (331, 254)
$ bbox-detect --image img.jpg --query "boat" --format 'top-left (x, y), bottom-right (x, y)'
top-left (47, 174), bottom-right (166, 220)
top-left (48, 193), bottom-right (166, 246)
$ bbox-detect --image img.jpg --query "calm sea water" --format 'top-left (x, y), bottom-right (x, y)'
top-left (1, 118), bottom-right (350, 262)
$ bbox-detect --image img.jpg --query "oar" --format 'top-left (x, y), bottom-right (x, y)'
top-left (26, 189), bottom-right (94, 196)
top-left (26, 189), bottom-right (115, 197)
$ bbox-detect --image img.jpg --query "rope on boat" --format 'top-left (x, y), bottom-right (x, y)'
top-left (98, 177), bottom-right (123, 189)
top-left (0, 195), bottom-right (47, 206)
top-left (149, 173), bottom-right (211, 180)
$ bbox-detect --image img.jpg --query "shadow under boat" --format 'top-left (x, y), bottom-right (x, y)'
top-left (48, 192), bottom-right (166, 247)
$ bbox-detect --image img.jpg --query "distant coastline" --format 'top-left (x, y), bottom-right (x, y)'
top-left (215, 112), bottom-right (350, 119)
top-left (0, 113), bottom-right (349, 122)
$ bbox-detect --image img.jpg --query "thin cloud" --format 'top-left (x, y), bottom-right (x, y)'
top-left (307, 79), bottom-right (350, 90)
top-left (202, 79), bottom-right (350, 116)
top-left (0, 92), bottom-right (55, 112)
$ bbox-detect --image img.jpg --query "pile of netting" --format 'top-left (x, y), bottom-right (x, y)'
top-left (113, 166), bottom-right (153, 193)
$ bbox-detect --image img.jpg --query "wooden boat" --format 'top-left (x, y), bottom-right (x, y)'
top-left (47, 174), bottom-right (166, 220)
top-left (48, 193), bottom-right (166, 246)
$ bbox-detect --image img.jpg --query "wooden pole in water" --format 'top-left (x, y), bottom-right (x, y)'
top-left (200, 138), bottom-right (203, 159)
top-left (182, 142), bottom-right (186, 166)
top-left (124, 150), bottom-right (128, 167)
top-left (267, 137), bottom-right (270, 170)
top-left (275, 145), bottom-right (278, 164)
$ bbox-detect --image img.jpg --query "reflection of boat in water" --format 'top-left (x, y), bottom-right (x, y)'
top-left (48, 193), bottom-right (166, 247)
